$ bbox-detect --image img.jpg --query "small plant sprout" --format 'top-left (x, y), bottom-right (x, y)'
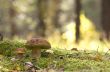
top-left (25, 38), bottom-right (51, 58)
top-left (93, 46), bottom-right (103, 61)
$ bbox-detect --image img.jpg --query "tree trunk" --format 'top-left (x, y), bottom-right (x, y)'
top-left (36, 0), bottom-right (46, 37)
top-left (9, 0), bottom-right (17, 38)
top-left (75, 0), bottom-right (81, 43)
top-left (45, 0), bottom-right (60, 36)
top-left (101, 0), bottom-right (110, 40)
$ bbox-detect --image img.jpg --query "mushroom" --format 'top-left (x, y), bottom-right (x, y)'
top-left (25, 38), bottom-right (51, 58)
top-left (15, 48), bottom-right (25, 59)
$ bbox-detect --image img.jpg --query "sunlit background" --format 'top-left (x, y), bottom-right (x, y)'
top-left (0, 0), bottom-right (110, 52)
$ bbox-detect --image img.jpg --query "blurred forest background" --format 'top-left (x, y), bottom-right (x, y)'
top-left (0, 0), bottom-right (110, 51)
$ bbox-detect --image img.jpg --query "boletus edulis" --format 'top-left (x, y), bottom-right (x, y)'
top-left (15, 48), bottom-right (25, 59)
top-left (25, 38), bottom-right (51, 58)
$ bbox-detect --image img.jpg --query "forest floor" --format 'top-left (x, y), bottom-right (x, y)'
top-left (0, 40), bottom-right (110, 72)
top-left (1, 49), bottom-right (110, 72)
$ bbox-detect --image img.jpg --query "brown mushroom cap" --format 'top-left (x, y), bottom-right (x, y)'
top-left (25, 38), bottom-right (51, 49)
top-left (16, 48), bottom-right (25, 53)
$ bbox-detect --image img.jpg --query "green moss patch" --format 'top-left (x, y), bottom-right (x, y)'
top-left (0, 40), bottom-right (25, 56)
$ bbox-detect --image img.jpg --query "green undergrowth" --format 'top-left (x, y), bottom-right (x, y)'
top-left (0, 40), bottom-right (110, 71)
top-left (39, 49), bottom-right (110, 72)
top-left (0, 40), bottom-right (25, 56)
top-left (1, 49), bottom-right (110, 72)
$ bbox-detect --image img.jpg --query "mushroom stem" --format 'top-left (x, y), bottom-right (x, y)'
top-left (16, 53), bottom-right (24, 59)
top-left (32, 48), bottom-right (41, 58)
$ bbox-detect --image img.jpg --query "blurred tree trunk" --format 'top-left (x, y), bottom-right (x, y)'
top-left (9, 0), bottom-right (17, 38)
top-left (101, 0), bottom-right (110, 40)
top-left (75, 0), bottom-right (81, 43)
top-left (45, 0), bottom-right (60, 36)
top-left (36, 0), bottom-right (46, 37)
top-left (51, 0), bottom-right (61, 29)
top-left (36, 0), bottom-right (61, 37)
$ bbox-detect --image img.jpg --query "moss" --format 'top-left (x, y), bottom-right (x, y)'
top-left (1, 48), bottom-right (110, 71)
top-left (38, 49), bottom-right (110, 71)
top-left (0, 40), bottom-right (25, 56)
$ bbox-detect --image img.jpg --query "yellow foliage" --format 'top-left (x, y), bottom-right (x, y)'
top-left (47, 13), bottom-right (110, 52)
